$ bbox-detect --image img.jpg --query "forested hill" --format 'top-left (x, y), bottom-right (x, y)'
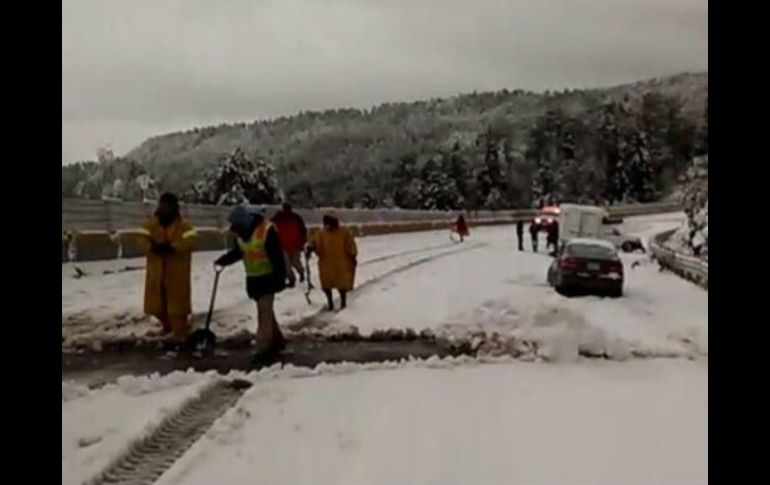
top-left (63, 72), bottom-right (707, 209)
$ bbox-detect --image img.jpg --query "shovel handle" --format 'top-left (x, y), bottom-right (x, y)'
top-left (204, 268), bottom-right (222, 330)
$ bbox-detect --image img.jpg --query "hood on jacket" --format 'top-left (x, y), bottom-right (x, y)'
top-left (228, 206), bottom-right (262, 241)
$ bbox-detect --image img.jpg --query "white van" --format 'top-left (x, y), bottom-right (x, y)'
top-left (558, 204), bottom-right (608, 246)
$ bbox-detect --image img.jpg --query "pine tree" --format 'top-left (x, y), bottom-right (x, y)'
top-left (392, 154), bottom-right (421, 209)
top-left (417, 157), bottom-right (461, 210)
top-left (598, 103), bottom-right (625, 203)
top-left (625, 131), bottom-right (658, 202)
top-left (477, 127), bottom-right (508, 208)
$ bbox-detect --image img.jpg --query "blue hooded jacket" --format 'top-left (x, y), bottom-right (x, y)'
top-left (215, 205), bottom-right (286, 298)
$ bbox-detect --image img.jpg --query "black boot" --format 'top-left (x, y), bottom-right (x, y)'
top-left (340, 291), bottom-right (347, 309)
top-left (324, 290), bottom-right (334, 311)
top-left (250, 347), bottom-right (281, 369)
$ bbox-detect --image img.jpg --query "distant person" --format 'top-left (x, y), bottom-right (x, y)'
top-left (453, 214), bottom-right (470, 243)
top-left (516, 220), bottom-right (524, 251)
top-left (272, 202), bottom-right (308, 287)
top-left (547, 220), bottom-right (559, 255)
top-left (306, 213), bottom-right (358, 311)
top-left (137, 193), bottom-right (197, 343)
top-left (215, 206), bottom-right (287, 359)
top-left (529, 221), bottom-right (539, 252)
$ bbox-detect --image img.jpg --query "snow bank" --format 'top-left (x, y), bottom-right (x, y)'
top-left (62, 370), bottom-right (215, 485)
top-left (157, 359), bottom-right (708, 485)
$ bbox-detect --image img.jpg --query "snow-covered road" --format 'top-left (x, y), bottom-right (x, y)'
top-left (153, 358), bottom-right (707, 485)
top-left (62, 213), bottom-right (707, 485)
top-left (63, 227), bottom-right (480, 345)
top-left (63, 213), bottom-right (706, 360)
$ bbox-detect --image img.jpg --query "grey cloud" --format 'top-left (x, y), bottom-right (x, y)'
top-left (62, 0), bottom-right (707, 163)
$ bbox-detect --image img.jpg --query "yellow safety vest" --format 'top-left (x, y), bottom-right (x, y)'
top-left (237, 221), bottom-right (274, 277)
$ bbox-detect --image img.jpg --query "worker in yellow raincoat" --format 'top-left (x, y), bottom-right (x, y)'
top-left (306, 213), bottom-right (357, 311)
top-left (137, 193), bottom-right (197, 342)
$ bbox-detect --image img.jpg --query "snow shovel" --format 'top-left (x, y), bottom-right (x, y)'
top-left (304, 251), bottom-right (314, 304)
top-left (185, 265), bottom-right (223, 353)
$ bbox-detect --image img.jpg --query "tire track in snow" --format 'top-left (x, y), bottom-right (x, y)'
top-left (288, 242), bottom-right (487, 332)
top-left (87, 379), bottom-right (251, 485)
top-left (195, 242), bottom-right (455, 322)
top-left (358, 241), bottom-right (457, 266)
top-left (64, 241), bottom-right (465, 348)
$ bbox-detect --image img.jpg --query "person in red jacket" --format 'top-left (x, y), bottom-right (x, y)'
top-left (272, 202), bottom-right (308, 287)
top-left (452, 214), bottom-right (470, 243)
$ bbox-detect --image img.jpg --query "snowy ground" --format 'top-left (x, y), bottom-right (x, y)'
top-left (155, 358), bottom-right (707, 485)
top-left (62, 213), bottom-right (707, 485)
top-left (63, 213), bottom-right (705, 360)
top-left (62, 371), bottom-right (215, 485)
top-left (62, 228), bottom-right (474, 346)
top-left (330, 215), bottom-right (706, 360)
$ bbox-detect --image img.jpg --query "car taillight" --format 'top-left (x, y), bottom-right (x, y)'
top-left (603, 261), bottom-right (623, 274)
top-left (560, 257), bottom-right (581, 270)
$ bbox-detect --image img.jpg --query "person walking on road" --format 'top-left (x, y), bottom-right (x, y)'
top-left (452, 214), bottom-right (470, 243)
top-left (306, 213), bottom-right (357, 311)
top-left (272, 202), bottom-right (308, 288)
top-left (529, 221), bottom-right (539, 252)
top-left (137, 193), bottom-right (197, 343)
top-left (516, 220), bottom-right (524, 251)
top-left (214, 206), bottom-right (287, 358)
top-left (547, 220), bottom-right (559, 256)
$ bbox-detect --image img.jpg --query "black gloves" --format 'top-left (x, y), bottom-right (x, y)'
top-left (152, 242), bottom-right (174, 255)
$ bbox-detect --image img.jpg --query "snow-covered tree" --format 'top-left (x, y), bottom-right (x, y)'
top-left (185, 148), bottom-right (280, 205)
top-left (671, 156), bottom-right (708, 260)
top-left (417, 158), bottom-right (462, 210)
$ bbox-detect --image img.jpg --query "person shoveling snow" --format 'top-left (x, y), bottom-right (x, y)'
top-left (214, 206), bottom-right (288, 363)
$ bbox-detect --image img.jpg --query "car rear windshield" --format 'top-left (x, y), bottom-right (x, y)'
top-left (565, 243), bottom-right (616, 259)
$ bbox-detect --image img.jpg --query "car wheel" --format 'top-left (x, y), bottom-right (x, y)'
top-left (608, 287), bottom-right (623, 298)
top-left (621, 242), bottom-right (634, 253)
top-left (555, 279), bottom-right (570, 296)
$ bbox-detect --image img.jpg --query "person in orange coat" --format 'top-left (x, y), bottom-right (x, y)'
top-left (306, 213), bottom-right (357, 311)
top-left (137, 193), bottom-right (197, 342)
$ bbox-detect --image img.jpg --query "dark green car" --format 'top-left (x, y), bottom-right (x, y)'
top-left (547, 238), bottom-right (624, 297)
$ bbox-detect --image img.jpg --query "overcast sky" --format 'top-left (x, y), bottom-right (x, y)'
top-left (62, 0), bottom-right (707, 164)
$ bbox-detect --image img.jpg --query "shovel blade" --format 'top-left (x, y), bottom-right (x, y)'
top-left (185, 329), bottom-right (217, 353)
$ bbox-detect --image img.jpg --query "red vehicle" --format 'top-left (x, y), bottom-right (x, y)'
top-left (532, 206), bottom-right (560, 231)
